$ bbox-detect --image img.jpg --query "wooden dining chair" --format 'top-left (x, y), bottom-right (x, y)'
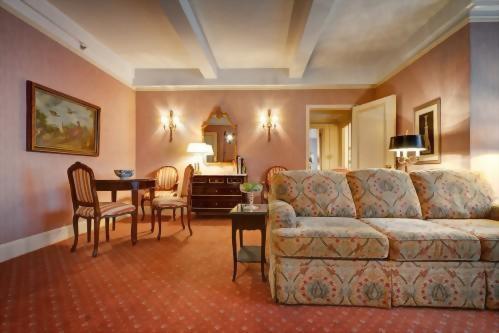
top-left (67, 162), bottom-right (136, 257)
top-left (153, 164), bottom-right (194, 240)
top-left (141, 165), bottom-right (179, 221)
top-left (261, 165), bottom-right (288, 203)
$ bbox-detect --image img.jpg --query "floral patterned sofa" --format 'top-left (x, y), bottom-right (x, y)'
top-left (268, 168), bottom-right (498, 309)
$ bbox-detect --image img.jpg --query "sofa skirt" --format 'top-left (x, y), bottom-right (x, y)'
top-left (270, 256), bottom-right (495, 309)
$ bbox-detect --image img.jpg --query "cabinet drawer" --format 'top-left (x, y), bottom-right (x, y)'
top-left (192, 185), bottom-right (241, 196)
top-left (192, 197), bottom-right (242, 209)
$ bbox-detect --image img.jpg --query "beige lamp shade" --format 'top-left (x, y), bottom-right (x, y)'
top-left (187, 142), bottom-right (214, 155)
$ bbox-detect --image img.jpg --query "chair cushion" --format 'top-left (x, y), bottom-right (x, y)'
top-left (143, 190), bottom-right (176, 200)
top-left (271, 217), bottom-right (388, 259)
top-left (429, 219), bottom-right (499, 261)
top-left (347, 169), bottom-right (422, 219)
top-left (362, 218), bottom-right (481, 261)
top-left (410, 169), bottom-right (495, 219)
top-left (76, 202), bottom-right (135, 218)
top-left (271, 170), bottom-right (357, 217)
top-left (153, 197), bottom-right (187, 207)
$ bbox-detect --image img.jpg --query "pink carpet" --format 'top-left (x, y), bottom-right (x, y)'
top-left (1, 217), bottom-right (498, 332)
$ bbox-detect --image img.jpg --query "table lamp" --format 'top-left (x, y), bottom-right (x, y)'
top-left (388, 134), bottom-right (426, 172)
top-left (187, 142), bottom-right (214, 174)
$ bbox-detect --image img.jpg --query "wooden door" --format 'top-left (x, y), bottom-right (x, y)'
top-left (351, 95), bottom-right (396, 169)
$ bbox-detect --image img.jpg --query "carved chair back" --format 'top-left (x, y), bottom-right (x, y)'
top-left (264, 166), bottom-right (288, 192)
top-left (180, 165), bottom-right (195, 201)
top-left (67, 162), bottom-right (100, 216)
top-left (156, 166), bottom-right (178, 191)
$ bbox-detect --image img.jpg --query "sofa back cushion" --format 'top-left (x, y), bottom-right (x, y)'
top-left (410, 169), bottom-right (495, 219)
top-left (271, 170), bottom-right (356, 217)
top-left (347, 169), bottom-right (422, 218)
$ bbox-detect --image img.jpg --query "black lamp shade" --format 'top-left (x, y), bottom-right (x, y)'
top-left (389, 135), bottom-right (424, 150)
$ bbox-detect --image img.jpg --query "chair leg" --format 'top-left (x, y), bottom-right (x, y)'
top-left (180, 208), bottom-right (184, 231)
top-left (157, 208), bottom-right (162, 240)
top-left (93, 216), bottom-right (101, 257)
top-left (179, 207), bottom-right (185, 229)
top-left (173, 208), bottom-right (176, 221)
top-left (86, 218), bottom-right (91, 242)
top-left (112, 218), bottom-right (116, 231)
top-left (141, 197), bottom-right (146, 221)
top-left (105, 218), bottom-right (110, 242)
top-left (70, 215), bottom-right (79, 252)
top-left (187, 206), bottom-right (192, 236)
top-left (151, 202), bottom-right (155, 233)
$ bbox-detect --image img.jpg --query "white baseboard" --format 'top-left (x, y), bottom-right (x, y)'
top-left (0, 217), bottom-right (125, 263)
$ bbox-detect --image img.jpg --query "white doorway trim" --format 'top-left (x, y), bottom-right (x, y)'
top-left (305, 104), bottom-right (354, 168)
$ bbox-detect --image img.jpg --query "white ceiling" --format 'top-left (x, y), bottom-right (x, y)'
top-left (4, 0), bottom-right (493, 88)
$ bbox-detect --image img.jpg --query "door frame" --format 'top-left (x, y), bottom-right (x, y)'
top-left (305, 104), bottom-right (353, 168)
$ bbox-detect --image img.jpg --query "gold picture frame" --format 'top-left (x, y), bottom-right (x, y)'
top-left (27, 81), bottom-right (100, 156)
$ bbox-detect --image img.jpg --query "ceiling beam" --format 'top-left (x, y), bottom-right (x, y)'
top-left (160, 0), bottom-right (217, 79)
top-left (287, 0), bottom-right (335, 78)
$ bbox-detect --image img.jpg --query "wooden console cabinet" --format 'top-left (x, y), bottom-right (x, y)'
top-left (191, 174), bottom-right (247, 215)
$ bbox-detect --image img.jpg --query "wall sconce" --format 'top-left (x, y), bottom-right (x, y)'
top-left (224, 131), bottom-right (235, 144)
top-left (260, 109), bottom-right (278, 142)
top-left (389, 133), bottom-right (426, 172)
top-left (161, 110), bottom-right (177, 142)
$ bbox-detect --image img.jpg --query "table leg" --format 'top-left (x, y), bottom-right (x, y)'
top-left (232, 224), bottom-right (237, 281)
top-left (131, 183), bottom-right (139, 245)
top-left (239, 230), bottom-right (243, 247)
top-left (111, 190), bottom-right (117, 230)
top-left (150, 187), bottom-right (155, 232)
top-left (261, 226), bottom-right (266, 281)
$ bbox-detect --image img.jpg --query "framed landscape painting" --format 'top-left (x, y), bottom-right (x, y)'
top-left (26, 81), bottom-right (100, 156)
top-left (414, 98), bottom-right (441, 164)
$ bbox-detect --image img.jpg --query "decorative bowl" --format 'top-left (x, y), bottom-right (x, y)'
top-left (240, 182), bottom-right (263, 210)
top-left (114, 169), bottom-right (134, 179)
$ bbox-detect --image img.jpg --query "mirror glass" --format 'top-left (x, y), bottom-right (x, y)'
top-left (202, 107), bottom-right (237, 163)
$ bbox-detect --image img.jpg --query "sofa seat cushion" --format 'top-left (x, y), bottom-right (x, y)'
top-left (271, 170), bottom-right (357, 217)
top-left (347, 169), bottom-right (422, 219)
top-left (271, 217), bottom-right (388, 259)
top-left (362, 218), bottom-right (481, 261)
top-left (410, 169), bottom-right (495, 219)
top-left (429, 219), bottom-right (499, 261)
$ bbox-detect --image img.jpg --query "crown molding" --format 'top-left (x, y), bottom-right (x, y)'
top-left (0, 0), bottom-right (134, 87)
top-left (469, 0), bottom-right (499, 21)
top-left (134, 83), bottom-right (375, 92)
top-left (377, 0), bottom-right (499, 86)
top-left (3, 0), bottom-right (498, 91)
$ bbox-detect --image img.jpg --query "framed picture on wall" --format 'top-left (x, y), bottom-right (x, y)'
top-left (414, 98), bottom-right (441, 164)
top-left (26, 81), bottom-right (100, 156)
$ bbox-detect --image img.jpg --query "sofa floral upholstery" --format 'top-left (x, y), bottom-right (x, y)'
top-left (271, 170), bottom-right (356, 217)
top-left (484, 262), bottom-right (499, 309)
top-left (271, 217), bottom-right (388, 259)
top-left (269, 200), bottom-right (297, 229)
top-left (269, 168), bottom-right (498, 310)
top-left (410, 169), bottom-right (495, 219)
top-left (362, 218), bottom-right (481, 261)
top-left (347, 169), bottom-right (422, 218)
top-left (391, 262), bottom-right (486, 308)
top-left (429, 219), bottom-right (499, 261)
top-left (273, 257), bottom-right (392, 308)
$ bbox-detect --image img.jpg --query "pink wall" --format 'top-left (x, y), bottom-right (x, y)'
top-left (135, 89), bottom-right (374, 182)
top-left (470, 22), bottom-right (499, 194)
top-left (376, 26), bottom-right (471, 170)
top-left (0, 8), bottom-right (136, 244)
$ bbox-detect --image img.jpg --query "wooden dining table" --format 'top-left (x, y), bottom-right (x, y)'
top-left (95, 178), bottom-right (155, 244)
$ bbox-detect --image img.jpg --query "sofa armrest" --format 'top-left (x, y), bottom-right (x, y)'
top-left (490, 201), bottom-right (499, 221)
top-left (269, 200), bottom-right (297, 229)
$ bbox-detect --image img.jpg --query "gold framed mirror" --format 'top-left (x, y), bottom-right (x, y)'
top-left (202, 106), bottom-right (237, 164)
